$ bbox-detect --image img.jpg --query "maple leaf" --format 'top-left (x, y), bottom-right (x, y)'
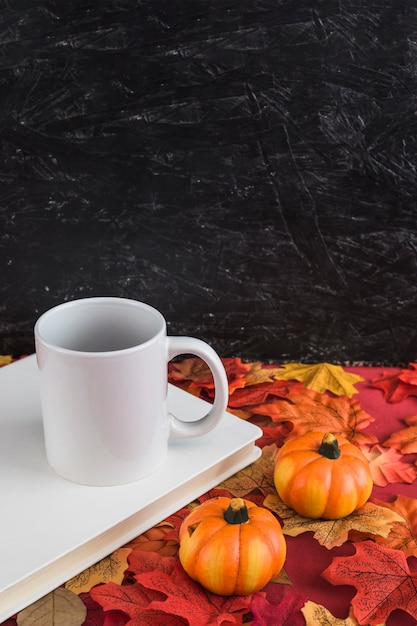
top-left (217, 443), bottom-right (278, 497)
top-left (65, 548), bottom-right (131, 594)
top-left (240, 362), bottom-right (293, 387)
top-left (252, 390), bottom-right (376, 448)
top-left (0, 355), bottom-right (13, 367)
top-left (255, 423), bottom-right (292, 449)
top-left (126, 550), bottom-right (178, 579)
top-left (369, 365), bottom-right (417, 402)
top-left (169, 357), bottom-right (252, 395)
top-left (249, 585), bottom-right (306, 625)
top-left (364, 445), bottom-right (417, 486)
top-left (301, 601), bottom-right (384, 626)
top-left (226, 380), bottom-right (296, 409)
top-left (382, 415), bottom-right (417, 454)
top-left (273, 363), bottom-right (363, 397)
top-left (373, 495), bottom-right (417, 558)
top-left (398, 362), bottom-right (417, 383)
top-left (263, 495), bottom-right (404, 550)
top-left (80, 594), bottom-right (130, 626)
top-left (322, 540), bottom-right (417, 624)
top-left (136, 560), bottom-right (249, 626)
top-left (124, 522), bottom-right (179, 557)
top-left (270, 567), bottom-right (292, 586)
top-left (90, 552), bottom-right (174, 622)
top-left (17, 588), bottom-right (86, 626)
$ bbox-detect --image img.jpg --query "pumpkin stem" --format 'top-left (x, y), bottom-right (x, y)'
top-left (318, 432), bottom-right (341, 459)
top-left (223, 498), bottom-right (250, 524)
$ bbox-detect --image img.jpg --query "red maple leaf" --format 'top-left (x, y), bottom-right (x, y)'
top-left (249, 584), bottom-right (306, 625)
top-left (254, 424), bottom-right (290, 449)
top-left (369, 364), bottom-right (417, 402)
top-left (226, 380), bottom-right (298, 409)
top-left (136, 559), bottom-right (249, 626)
top-left (79, 593), bottom-right (128, 626)
top-left (398, 363), bottom-right (417, 384)
top-left (322, 540), bottom-right (417, 624)
top-left (90, 579), bottom-right (165, 619)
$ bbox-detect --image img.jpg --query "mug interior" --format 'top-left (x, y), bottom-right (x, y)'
top-left (36, 299), bottom-right (164, 352)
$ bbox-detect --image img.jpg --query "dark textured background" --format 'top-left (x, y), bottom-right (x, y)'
top-left (1, 0), bottom-right (417, 364)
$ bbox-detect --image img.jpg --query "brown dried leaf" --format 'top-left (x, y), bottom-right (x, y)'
top-left (16, 588), bottom-right (86, 626)
top-left (271, 567), bottom-right (292, 586)
top-left (301, 601), bottom-right (385, 626)
top-left (263, 495), bottom-right (404, 549)
top-left (242, 362), bottom-right (291, 386)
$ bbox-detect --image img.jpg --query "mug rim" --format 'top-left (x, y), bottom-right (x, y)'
top-left (34, 296), bottom-right (167, 357)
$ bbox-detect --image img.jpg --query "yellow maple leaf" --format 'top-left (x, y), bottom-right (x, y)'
top-left (0, 355), bottom-right (13, 367)
top-left (274, 363), bottom-right (363, 397)
top-left (263, 494), bottom-right (404, 549)
top-left (65, 547), bottom-right (131, 594)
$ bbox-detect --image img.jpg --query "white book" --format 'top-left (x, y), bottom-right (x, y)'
top-left (0, 355), bottom-right (261, 622)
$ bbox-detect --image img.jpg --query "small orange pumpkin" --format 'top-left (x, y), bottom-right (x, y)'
top-left (179, 497), bottom-right (286, 596)
top-left (274, 432), bottom-right (373, 519)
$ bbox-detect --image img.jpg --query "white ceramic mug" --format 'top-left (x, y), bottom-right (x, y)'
top-left (34, 297), bottom-right (229, 486)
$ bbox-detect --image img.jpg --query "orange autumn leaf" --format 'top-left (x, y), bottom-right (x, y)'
top-left (125, 522), bottom-right (179, 557)
top-left (65, 548), bottom-right (131, 594)
top-left (274, 363), bottom-right (363, 397)
top-left (169, 358), bottom-right (302, 399)
top-left (398, 362), bottom-right (417, 383)
top-left (169, 357), bottom-right (252, 395)
top-left (364, 444), bottom-right (417, 486)
top-left (252, 390), bottom-right (376, 448)
top-left (263, 494), bottom-right (404, 550)
top-left (373, 495), bottom-right (417, 558)
top-left (322, 540), bottom-right (417, 624)
top-left (382, 415), bottom-right (417, 454)
top-left (217, 443), bottom-right (278, 497)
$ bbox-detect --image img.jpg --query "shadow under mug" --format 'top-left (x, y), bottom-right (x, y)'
top-left (34, 297), bottom-right (229, 486)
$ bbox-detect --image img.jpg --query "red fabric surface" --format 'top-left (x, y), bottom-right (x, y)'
top-left (2, 360), bottom-right (417, 626)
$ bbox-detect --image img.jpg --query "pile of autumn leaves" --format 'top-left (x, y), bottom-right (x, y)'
top-left (7, 358), bottom-right (417, 626)
top-left (168, 359), bottom-right (417, 625)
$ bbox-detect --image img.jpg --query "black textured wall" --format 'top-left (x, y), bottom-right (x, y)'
top-left (1, 1), bottom-right (417, 364)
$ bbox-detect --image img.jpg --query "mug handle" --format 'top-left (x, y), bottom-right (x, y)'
top-left (167, 336), bottom-right (229, 438)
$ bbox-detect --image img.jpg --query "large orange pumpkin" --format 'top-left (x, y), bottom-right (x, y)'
top-left (179, 497), bottom-right (286, 596)
top-left (274, 432), bottom-right (373, 519)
